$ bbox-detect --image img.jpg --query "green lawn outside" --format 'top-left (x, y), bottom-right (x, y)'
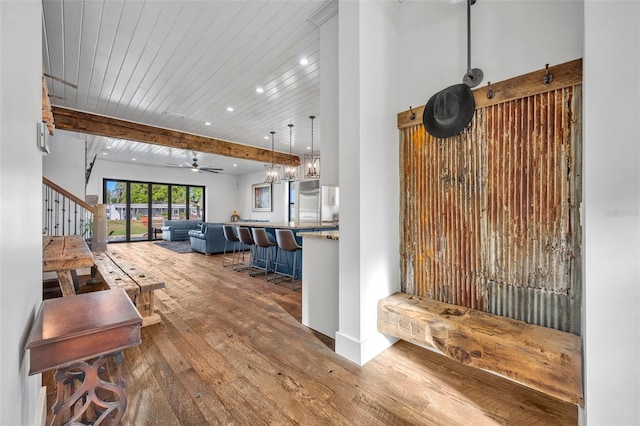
top-left (107, 220), bottom-right (149, 236)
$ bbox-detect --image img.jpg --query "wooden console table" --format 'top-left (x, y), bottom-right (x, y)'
top-left (26, 289), bottom-right (142, 425)
top-left (43, 235), bottom-right (95, 296)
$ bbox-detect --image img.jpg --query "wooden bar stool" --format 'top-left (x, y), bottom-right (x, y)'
top-left (274, 229), bottom-right (303, 290)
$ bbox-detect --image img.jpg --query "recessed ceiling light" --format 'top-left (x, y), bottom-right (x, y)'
top-left (256, 87), bottom-right (264, 94)
top-left (306, 147), bottom-right (311, 150)
top-left (299, 58), bottom-right (309, 65)
top-left (105, 146), bottom-right (112, 150)
top-left (233, 164), bottom-right (238, 167)
top-left (264, 136), bottom-right (269, 140)
top-left (226, 107), bottom-right (234, 112)
top-left (132, 158), bottom-right (137, 161)
top-left (204, 121), bottom-right (211, 126)
top-left (101, 152), bottom-right (107, 155)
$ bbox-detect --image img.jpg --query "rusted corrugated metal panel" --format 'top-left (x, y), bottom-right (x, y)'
top-left (400, 85), bottom-right (582, 334)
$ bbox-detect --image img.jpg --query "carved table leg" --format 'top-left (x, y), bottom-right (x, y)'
top-left (51, 351), bottom-right (127, 426)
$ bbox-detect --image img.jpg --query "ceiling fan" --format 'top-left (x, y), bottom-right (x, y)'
top-left (166, 151), bottom-right (223, 174)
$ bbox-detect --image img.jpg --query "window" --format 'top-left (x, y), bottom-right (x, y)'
top-left (104, 179), bottom-right (205, 242)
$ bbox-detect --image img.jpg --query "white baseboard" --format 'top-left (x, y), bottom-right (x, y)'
top-left (34, 386), bottom-right (46, 426)
top-left (335, 331), bottom-right (398, 366)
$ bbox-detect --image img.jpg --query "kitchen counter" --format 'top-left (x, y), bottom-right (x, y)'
top-left (300, 229), bottom-right (339, 339)
top-left (298, 230), bottom-right (340, 240)
top-left (226, 221), bottom-right (338, 230)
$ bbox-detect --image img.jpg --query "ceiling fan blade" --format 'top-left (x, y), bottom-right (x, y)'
top-left (200, 169), bottom-right (219, 173)
top-left (199, 166), bottom-right (223, 171)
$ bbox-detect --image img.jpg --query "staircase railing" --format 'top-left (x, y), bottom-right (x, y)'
top-left (42, 177), bottom-right (107, 251)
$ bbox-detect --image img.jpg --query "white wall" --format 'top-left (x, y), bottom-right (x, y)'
top-left (337, 0), bottom-right (400, 365)
top-left (396, 0), bottom-right (583, 112)
top-left (84, 159), bottom-right (239, 223)
top-left (43, 130), bottom-right (86, 200)
top-left (0, 2), bottom-right (43, 425)
top-left (237, 170), bottom-right (288, 222)
top-left (320, 13), bottom-right (339, 187)
top-left (583, 1), bottom-right (640, 424)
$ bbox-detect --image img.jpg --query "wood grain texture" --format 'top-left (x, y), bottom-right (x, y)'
top-left (52, 106), bottom-right (300, 165)
top-left (42, 75), bottom-right (55, 135)
top-left (55, 270), bottom-right (76, 297)
top-left (398, 58), bottom-right (582, 130)
top-left (378, 292), bottom-right (583, 406)
top-left (43, 235), bottom-right (95, 272)
top-left (44, 242), bottom-right (578, 425)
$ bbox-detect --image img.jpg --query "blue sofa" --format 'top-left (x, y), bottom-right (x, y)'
top-left (188, 222), bottom-right (227, 255)
top-left (161, 219), bottom-right (202, 241)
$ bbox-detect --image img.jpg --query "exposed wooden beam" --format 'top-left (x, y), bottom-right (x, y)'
top-left (52, 106), bottom-right (300, 166)
top-left (398, 58), bottom-right (583, 130)
top-left (42, 76), bottom-right (55, 135)
top-left (378, 292), bottom-right (583, 406)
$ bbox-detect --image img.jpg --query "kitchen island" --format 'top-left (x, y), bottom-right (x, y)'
top-left (298, 230), bottom-right (339, 339)
top-left (226, 222), bottom-right (338, 279)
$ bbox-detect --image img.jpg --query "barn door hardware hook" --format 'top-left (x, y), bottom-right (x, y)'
top-left (486, 82), bottom-right (494, 99)
top-left (543, 63), bottom-right (553, 85)
top-left (409, 106), bottom-right (416, 120)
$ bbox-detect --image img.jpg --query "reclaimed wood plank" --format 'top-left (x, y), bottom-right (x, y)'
top-left (105, 250), bottom-right (165, 291)
top-left (52, 106), bottom-right (299, 166)
top-left (55, 270), bottom-right (76, 297)
top-left (397, 58), bottom-right (582, 129)
top-left (92, 252), bottom-right (139, 297)
top-left (377, 292), bottom-right (583, 406)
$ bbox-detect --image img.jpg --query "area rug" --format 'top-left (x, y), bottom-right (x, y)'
top-left (153, 240), bottom-right (193, 254)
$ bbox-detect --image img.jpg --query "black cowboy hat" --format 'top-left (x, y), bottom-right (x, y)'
top-left (423, 83), bottom-right (475, 139)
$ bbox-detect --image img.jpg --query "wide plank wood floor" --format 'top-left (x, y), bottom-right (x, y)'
top-left (45, 241), bottom-right (577, 425)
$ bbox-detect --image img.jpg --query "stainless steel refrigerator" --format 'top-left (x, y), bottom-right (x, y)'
top-left (298, 180), bottom-right (321, 223)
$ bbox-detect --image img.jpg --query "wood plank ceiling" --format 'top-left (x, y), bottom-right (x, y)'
top-left (42, 0), bottom-right (333, 175)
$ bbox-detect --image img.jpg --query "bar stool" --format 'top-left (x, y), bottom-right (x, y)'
top-left (236, 227), bottom-right (256, 274)
top-left (251, 228), bottom-right (277, 281)
top-left (222, 225), bottom-right (240, 269)
top-left (274, 229), bottom-right (303, 290)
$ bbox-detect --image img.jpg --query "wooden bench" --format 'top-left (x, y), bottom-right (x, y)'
top-left (378, 292), bottom-right (583, 406)
top-left (93, 250), bottom-right (165, 327)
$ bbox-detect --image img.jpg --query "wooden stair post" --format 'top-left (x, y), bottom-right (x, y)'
top-left (91, 204), bottom-right (107, 252)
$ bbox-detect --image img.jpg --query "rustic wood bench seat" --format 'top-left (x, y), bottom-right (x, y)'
top-left (378, 292), bottom-right (583, 406)
top-left (93, 250), bottom-right (165, 327)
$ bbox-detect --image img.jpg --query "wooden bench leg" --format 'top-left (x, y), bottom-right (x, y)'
top-left (56, 270), bottom-right (76, 297)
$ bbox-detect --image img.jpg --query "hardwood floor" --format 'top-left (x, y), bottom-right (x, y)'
top-left (45, 241), bottom-right (578, 425)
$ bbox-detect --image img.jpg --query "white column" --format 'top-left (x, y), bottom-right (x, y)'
top-left (583, 1), bottom-right (640, 424)
top-left (320, 13), bottom-right (339, 187)
top-left (336, 0), bottom-right (400, 365)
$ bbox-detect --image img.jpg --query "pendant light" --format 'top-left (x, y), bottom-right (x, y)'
top-left (264, 131), bottom-right (281, 184)
top-left (303, 115), bottom-right (320, 179)
top-left (462, 0), bottom-right (483, 88)
top-left (283, 124), bottom-right (298, 182)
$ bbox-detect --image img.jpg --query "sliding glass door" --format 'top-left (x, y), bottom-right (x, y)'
top-left (104, 179), bottom-right (205, 243)
top-left (105, 180), bottom-right (128, 243)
